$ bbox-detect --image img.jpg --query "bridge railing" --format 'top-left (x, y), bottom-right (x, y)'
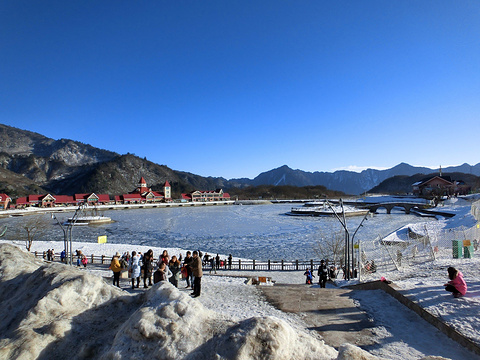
top-left (31, 251), bottom-right (324, 271)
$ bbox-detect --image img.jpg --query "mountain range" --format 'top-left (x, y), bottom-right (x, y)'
top-left (0, 123), bottom-right (479, 198)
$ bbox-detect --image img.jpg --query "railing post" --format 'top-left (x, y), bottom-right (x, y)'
top-left (43, 251), bottom-right (46, 259)
top-left (34, 251), bottom-right (37, 258)
top-left (253, 259), bottom-right (256, 270)
top-left (281, 259), bottom-right (284, 270)
top-left (238, 259), bottom-right (241, 270)
top-left (310, 259), bottom-right (314, 269)
top-left (91, 254), bottom-right (94, 264)
top-left (296, 260), bottom-right (299, 270)
top-left (101, 255), bottom-right (105, 264)
top-left (268, 259), bottom-right (271, 271)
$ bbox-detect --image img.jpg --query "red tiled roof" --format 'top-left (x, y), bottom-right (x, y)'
top-left (139, 177), bottom-right (146, 184)
top-left (152, 191), bottom-right (164, 197)
top-left (223, 193), bottom-right (230, 198)
top-left (54, 195), bottom-right (75, 203)
top-left (114, 195), bottom-right (121, 201)
top-left (123, 194), bottom-right (143, 200)
top-left (164, 180), bottom-right (171, 187)
top-left (16, 197), bottom-right (28, 205)
top-left (0, 193), bottom-right (11, 200)
top-left (182, 193), bottom-right (192, 200)
top-left (75, 193), bottom-right (89, 201)
top-left (97, 194), bottom-right (110, 202)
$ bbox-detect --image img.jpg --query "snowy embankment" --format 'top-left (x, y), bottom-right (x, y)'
top-left (2, 243), bottom-right (388, 360)
top-left (362, 196), bottom-right (480, 350)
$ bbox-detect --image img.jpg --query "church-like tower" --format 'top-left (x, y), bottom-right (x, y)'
top-left (137, 177), bottom-right (150, 194)
top-left (163, 181), bottom-right (171, 200)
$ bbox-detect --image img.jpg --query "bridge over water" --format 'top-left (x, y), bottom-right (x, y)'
top-left (334, 200), bottom-right (433, 215)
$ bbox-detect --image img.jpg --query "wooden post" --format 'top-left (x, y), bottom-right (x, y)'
top-left (91, 254), bottom-right (94, 264)
top-left (253, 259), bottom-right (256, 270)
top-left (238, 259), bottom-right (241, 270)
top-left (296, 260), bottom-right (299, 270)
top-left (101, 255), bottom-right (105, 264)
top-left (310, 259), bottom-right (314, 270)
top-left (34, 251), bottom-right (37, 258)
top-left (268, 259), bottom-right (271, 271)
top-left (281, 259), bottom-right (284, 270)
top-left (43, 251), bottom-right (46, 259)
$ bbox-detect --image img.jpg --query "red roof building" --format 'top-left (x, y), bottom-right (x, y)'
top-left (181, 189), bottom-right (230, 202)
top-left (122, 177), bottom-right (172, 203)
top-left (75, 193), bottom-right (111, 205)
top-left (54, 195), bottom-right (75, 206)
top-left (0, 193), bottom-right (11, 209)
top-left (15, 194), bottom-right (55, 208)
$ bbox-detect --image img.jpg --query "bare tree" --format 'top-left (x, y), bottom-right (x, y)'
top-left (313, 228), bottom-right (345, 266)
top-left (16, 215), bottom-right (51, 252)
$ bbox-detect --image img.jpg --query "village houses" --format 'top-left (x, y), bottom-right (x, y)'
top-left (11, 177), bottom-right (229, 208)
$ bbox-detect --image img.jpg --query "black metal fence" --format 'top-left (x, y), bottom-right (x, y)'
top-left (32, 251), bottom-right (323, 271)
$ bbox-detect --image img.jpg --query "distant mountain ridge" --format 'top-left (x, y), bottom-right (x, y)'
top-left (248, 163), bottom-right (480, 195)
top-left (0, 123), bottom-right (478, 197)
top-left (0, 124), bottom-right (227, 197)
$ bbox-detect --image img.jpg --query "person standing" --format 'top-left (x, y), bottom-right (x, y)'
top-left (129, 251), bottom-right (141, 289)
top-left (143, 249), bottom-right (154, 288)
top-left (317, 259), bottom-right (328, 288)
top-left (110, 252), bottom-right (122, 288)
top-left (168, 256), bottom-right (181, 288)
top-left (191, 250), bottom-right (203, 298)
top-left (183, 251), bottom-right (193, 289)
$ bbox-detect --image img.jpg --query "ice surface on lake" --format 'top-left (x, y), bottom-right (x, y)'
top-left (2, 204), bottom-right (433, 260)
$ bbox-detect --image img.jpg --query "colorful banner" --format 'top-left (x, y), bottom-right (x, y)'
top-left (97, 235), bottom-right (107, 244)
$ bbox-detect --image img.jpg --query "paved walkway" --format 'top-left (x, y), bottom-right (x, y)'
top-left (259, 284), bottom-right (376, 349)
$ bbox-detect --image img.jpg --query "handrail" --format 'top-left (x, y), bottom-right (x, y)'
top-left (31, 251), bottom-right (325, 271)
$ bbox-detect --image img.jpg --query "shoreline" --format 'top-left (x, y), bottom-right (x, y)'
top-left (0, 200), bottom-right (236, 218)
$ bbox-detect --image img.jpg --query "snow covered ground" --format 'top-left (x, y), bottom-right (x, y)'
top-left (2, 196), bottom-right (480, 359)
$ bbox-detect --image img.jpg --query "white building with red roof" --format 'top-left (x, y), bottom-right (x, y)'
top-left (120, 177), bottom-right (172, 204)
top-left (182, 189), bottom-right (230, 202)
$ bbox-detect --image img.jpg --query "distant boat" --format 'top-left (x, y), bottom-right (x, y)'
top-left (286, 202), bottom-right (370, 217)
top-left (64, 207), bottom-right (113, 225)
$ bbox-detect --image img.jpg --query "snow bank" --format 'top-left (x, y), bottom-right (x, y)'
top-left (0, 243), bottom-right (347, 360)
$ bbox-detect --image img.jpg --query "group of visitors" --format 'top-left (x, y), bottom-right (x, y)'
top-left (304, 259), bottom-right (337, 288)
top-left (109, 248), bottom-right (204, 297)
top-left (202, 253), bottom-right (233, 270)
top-left (46, 249), bottom-right (55, 261)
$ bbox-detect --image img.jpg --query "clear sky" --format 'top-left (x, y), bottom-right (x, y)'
top-left (1, 1), bottom-right (479, 179)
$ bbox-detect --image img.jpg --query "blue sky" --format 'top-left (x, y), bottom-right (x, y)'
top-left (1, 1), bottom-right (479, 179)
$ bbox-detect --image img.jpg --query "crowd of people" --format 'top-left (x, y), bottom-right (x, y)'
top-left (44, 248), bottom-right (470, 300)
top-left (109, 249), bottom-right (205, 298)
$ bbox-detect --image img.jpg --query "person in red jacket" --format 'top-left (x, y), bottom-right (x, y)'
top-left (444, 267), bottom-right (467, 298)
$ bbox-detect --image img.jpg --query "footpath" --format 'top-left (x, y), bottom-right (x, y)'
top-left (260, 282), bottom-right (480, 358)
top-left (259, 284), bottom-right (375, 349)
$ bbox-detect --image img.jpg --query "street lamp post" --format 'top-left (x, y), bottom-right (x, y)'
top-left (326, 199), bottom-right (351, 280)
top-left (51, 205), bottom-right (83, 265)
top-left (325, 199), bottom-right (369, 280)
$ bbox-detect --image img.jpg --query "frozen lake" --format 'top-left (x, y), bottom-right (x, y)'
top-left (2, 203), bottom-right (433, 260)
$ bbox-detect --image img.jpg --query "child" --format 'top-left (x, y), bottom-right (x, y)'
top-left (444, 267), bottom-right (467, 298)
top-left (81, 255), bottom-right (88, 267)
top-left (304, 268), bottom-right (314, 284)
